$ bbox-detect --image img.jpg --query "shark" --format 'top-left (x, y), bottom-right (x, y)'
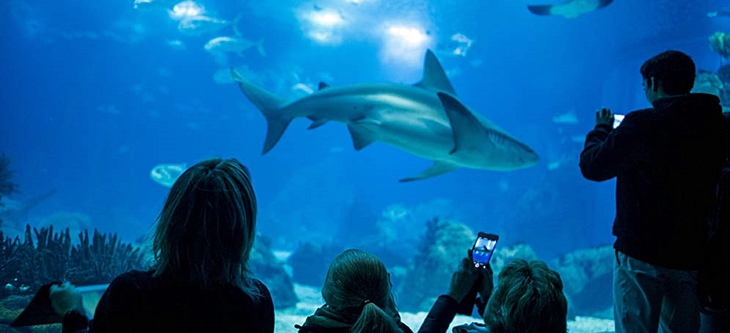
top-left (527, 0), bottom-right (613, 19)
top-left (230, 49), bottom-right (539, 182)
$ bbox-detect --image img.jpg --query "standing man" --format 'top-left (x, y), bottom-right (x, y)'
top-left (579, 50), bottom-right (730, 332)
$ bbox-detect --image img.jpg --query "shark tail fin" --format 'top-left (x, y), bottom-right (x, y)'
top-left (230, 67), bottom-right (291, 155)
top-left (256, 38), bottom-right (266, 57)
top-left (232, 13), bottom-right (243, 36)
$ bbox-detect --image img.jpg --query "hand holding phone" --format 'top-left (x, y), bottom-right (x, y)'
top-left (455, 232), bottom-right (499, 316)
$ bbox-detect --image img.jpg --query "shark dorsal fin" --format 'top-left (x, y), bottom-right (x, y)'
top-left (414, 50), bottom-right (457, 96)
top-left (318, 82), bottom-right (330, 90)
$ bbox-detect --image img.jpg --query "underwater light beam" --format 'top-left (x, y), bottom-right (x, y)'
top-left (380, 24), bottom-right (433, 66)
top-left (168, 0), bottom-right (204, 20)
top-left (307, 11), bottom-right (345, 27)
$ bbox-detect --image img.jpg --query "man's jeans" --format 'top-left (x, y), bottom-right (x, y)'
top-left (613, 250), bottom-right (700, 333)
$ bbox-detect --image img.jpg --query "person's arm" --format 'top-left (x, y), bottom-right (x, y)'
top-left (580, 111), bottom-right (646, 181)
top-left (417, 258), bottom-right (477, 333)
top-left (475, 264), bottom-right (493, 317)
top-left (417, 295), bottom-right (460, 333)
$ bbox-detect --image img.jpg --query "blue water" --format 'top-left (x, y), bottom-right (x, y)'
top-left (0, 0), bottom-right (726, 260)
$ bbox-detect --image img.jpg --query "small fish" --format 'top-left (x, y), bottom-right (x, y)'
top-left (204, 36), bottom-right (266, 58)
top-left (134, 0), bottom-right (177, 10)
top-left (178, 13), bottom-right (242, 37)
top-left (552, 110), bottom-right (579, 125)
top-left (708, 10), bottom-right (730, 18)
top-left (166, 39), bottom-right (186, 51)
top-left (528, 0), bottom-right (613, 19)
top-left (150, 163), bottom-right (187, 187)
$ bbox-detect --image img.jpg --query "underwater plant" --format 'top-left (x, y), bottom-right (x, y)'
top-left (0, 224), bottom-right (145, 299)
top-left (0, 153), bottom-right (19, 205)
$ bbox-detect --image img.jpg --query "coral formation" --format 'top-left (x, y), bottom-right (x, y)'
top-left (250, 234), bottom-right (298, 309)
top-left (396, 218), bottom-right (474, 312)
top-left (0, 154), bottom-right (19, 228)
top-left (710, 32), bottom-right (730, 58)
top-left (693, 69), bottom-right (730, 110)
top-left (693, 70), bottom-right (725, 97)
top-left (550, 244), bottom-right (614, 318)
top-left (287, 241), bottom-right (342, 287)
top-left (0, 225), bottom-right (146, 331)
top-left (0, 225), bottom-right (146, 300)
top-left (511, 159), bottom-right (596, 259)
top-left (489, 243), bottom-right (539, 277)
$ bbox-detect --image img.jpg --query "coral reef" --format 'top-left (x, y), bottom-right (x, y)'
top-left (0, 225), bottom-right (146, 299)
top-left (550, 244), bottom-right (614, 318)
top-left (287, 241), bottom-right (343, 287)
top-left (510, 159), bottom-right (596, 260)
top-left (396, 218), bottom-right (474, 312)
top-left (250, 234), bottom-right (298, 309)
top-left (0, 225), bottom-right (145, 331)
top-left (693, 69), bottom-right (730, 109)
top-left (710, 32), bottom-right (730, 58)
top-left (489, 242), bottom-right (540, 277)
top-left (693, 70), bottom-right (725, 97)
top-left (0, 153), bottom-right (19, 228)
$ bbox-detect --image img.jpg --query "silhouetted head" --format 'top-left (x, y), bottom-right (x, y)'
top-left (152, 157), bottom-right (259, 294)
top-left (321, 249), bottom-right (404, 333)
top-left (640, 50), bottom-right (696, 103)
top-left (483, 259), bottom-right (568, 333)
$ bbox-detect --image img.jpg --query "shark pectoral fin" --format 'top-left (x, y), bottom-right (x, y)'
top-left (414, 50), bottom-right (458, 96)
top-left (399, 161), bottom-right (459, 182)
top-left (318, 82), bottom-right (330, 90)
top-left (307, 118), bottom-right (329, 130)
top-left (437, 92), bottom-right (483, 155)
top-left (347, 124), bottom-right (375, 150)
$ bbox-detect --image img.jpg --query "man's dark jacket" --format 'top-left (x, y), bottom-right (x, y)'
top-left (580, 93), bottom-right (730, 270)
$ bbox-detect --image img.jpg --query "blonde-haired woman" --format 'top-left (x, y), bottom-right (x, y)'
top-left (297, 249), bottom-right (413, 333)
top-left (50, 157), bottom-right (274, 333)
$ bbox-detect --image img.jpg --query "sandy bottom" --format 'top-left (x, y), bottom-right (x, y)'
top-left (276, 284), bottom-right (616, 333)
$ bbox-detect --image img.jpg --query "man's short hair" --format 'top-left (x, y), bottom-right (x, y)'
top-left (640, 50), bottom-right (696, 95)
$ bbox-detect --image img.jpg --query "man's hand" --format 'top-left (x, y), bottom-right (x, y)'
top-left (446, 257), bottom-right (479, 302)
top-left (477, 264), bottom-right (494, 302)
top-left (595, 107), bottom-right (614, 127)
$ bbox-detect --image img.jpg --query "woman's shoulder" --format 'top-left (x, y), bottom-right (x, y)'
top-left (105, 270), bottom-right (156, 292)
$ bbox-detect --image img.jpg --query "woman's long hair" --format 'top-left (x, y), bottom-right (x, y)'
top-left (321, 249), bottom-right (404, 333)
top-left (151, 157), bottom-right (259, 296)
top-left (483, 259), bottom-right (568, 333)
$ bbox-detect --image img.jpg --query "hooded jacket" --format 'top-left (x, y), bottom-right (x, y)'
top-left (580, 93), bottom-right (730, 270)
top-left (296, 304), bottom-right (414, 333)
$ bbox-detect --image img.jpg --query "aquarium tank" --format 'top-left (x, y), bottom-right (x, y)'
top-left (1, 0), bottom-right (727, 332)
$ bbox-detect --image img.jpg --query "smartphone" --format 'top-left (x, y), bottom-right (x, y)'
top-left (613, 114), bottom-right (625, 129)
top-left (472, 232), bottom-right (499, 269)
